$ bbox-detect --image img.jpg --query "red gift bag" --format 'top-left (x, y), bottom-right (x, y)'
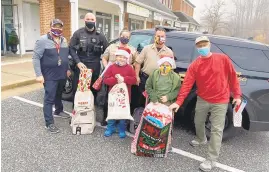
top-left (92, 62), bottom-right (112, 91)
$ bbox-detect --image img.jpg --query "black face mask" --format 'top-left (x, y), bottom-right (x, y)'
top-left (85, 21), bottom-right (95, 30)
top-left (120, 37), bottom-right (129, 44)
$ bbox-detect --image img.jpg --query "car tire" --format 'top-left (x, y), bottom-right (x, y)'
top-left (62, 72), bottom-right (74, 101)
top-left (189, 101), bottom-right (239, 141)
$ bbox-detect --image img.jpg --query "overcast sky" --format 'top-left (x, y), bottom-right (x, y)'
top-left (191, 0), bottom-right (233, 22)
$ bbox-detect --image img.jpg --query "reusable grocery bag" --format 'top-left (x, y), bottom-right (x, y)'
top-left (106, 83), bottom-right (134, 121)
top-left (131, 103), bottom-right (173, 158)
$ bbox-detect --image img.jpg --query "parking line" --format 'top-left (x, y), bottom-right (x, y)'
top-left (12, 96), bottom-right (245, 172)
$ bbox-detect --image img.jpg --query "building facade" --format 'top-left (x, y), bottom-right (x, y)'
top-left (1, 0), bottom-right (179, 56)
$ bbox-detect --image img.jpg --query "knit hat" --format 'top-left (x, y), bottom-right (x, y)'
top-left (115, 47), bottom-right (131, 63)
top-left (157, 55), bottom-right (176, 69)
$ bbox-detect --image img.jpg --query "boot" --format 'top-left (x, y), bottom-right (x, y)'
top-left (118, 120), bottom-right (127, 138)
top-left (104, 120), bottom-right (116, 137)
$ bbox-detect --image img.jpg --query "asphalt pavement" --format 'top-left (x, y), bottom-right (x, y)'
top-left (2, 89), bottom-right (269, 172)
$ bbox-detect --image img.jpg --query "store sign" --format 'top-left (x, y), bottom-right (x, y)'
top-left (154, 12), bottom-right (163, 21)
top-left (127, 3), bottom-right (150, 18)
top-left (174, 22), bottom-right (181, 28)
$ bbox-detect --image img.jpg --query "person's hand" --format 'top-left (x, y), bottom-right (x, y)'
top-left (169, 103), bottom-right (180, 112)
top-left (136, 76), bottom-right (140, 85)
top-left (77, 62), bottom-right (87, 71)
top-left (36, 76), bottom-right (44, 84)
top-left (115, 74), bottom-right (124, 83)
top-left (160, 96), bottom-right (168, 103)
top-left (67, 70), bottom-right (71, 78)
top-left (232, 98), bottom-right (242, 106)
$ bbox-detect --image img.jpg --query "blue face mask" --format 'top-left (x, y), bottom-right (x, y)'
top-left (197, 47), bottom-right (210, 56)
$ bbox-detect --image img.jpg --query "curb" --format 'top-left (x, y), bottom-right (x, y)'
top-left (1, 78), bottom-right (37, 91)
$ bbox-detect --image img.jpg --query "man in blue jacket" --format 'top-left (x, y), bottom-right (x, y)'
top-left (32, 19), bottom-right (71, 133)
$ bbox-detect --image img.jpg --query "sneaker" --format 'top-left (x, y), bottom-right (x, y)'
top-left (118, 131), bottom-right (126, 138)
top-left (104, 128), bottom-right (116, 137)
top-left (199, 160), bottom-right (216, 172)
top-left (189, 139), bottom-right (207, 147)
top-left (54, 112), bottom-right (70, 119)
top-left (45, 124), bottom-right (60, 133)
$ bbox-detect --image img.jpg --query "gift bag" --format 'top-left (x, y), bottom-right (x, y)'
top-left (78, 69), bottom-right (93, 92)
top-left (233, 98), bottom-right (247, 127)
top-left (131, 103), bottom-right (173, 158)
top-left (92, 62), bottom-right (112, 91)
top-left (106, 83), bottom-right (134, 121)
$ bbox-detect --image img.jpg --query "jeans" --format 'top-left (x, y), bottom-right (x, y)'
top-left (43, 79), bottom-right (66, 127)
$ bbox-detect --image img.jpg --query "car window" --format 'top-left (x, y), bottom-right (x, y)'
top-left (218, 45), bottom-right (269, 73)
top-left (166, 37), bottom-right (194, 62)
top-left (192, 43), bottom-right (223, 60)
top-left (129, 34), bottom-right (153, 49)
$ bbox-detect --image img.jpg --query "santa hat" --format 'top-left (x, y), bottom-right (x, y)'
top-left (157, 55), bottom-right (176, 69)
top-left (115, 47), bottom-right (131, 61)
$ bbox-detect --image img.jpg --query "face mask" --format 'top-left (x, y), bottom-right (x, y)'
top-left (115, 59), bottom-right (127, 66)
top-left (159, 65), bottom-right (171, 74)
top-left (85, 21), bottom-right (95, 30)
top-left (51, 28), bottom-right (63, 37)
top-left (197, 47), bottom-right (210, 56)
top-left (155, 36), bottom-right (166, 45)
top-left (120, 37), bottom-right (129, 44)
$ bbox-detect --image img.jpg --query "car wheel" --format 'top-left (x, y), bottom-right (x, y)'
top-left (190, 103), bottom-right (238, 141)
top-left (62, 73), bottom-right (74, 101)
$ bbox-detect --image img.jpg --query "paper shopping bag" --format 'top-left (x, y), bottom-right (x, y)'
top-left (106, 83), bottom-right (134, 121)
top-left (77, 69), bottom-right (93, 92)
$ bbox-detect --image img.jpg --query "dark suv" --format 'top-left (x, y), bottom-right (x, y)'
top-left (63, 27), bottom-right (269, 140)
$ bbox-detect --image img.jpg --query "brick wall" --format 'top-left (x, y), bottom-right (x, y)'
top-left (55, 0), bottom-right (71, 41)
top-left (39, 0), bottom-right (55, 35)
top-left (39, 0), bottom-right (71, 42)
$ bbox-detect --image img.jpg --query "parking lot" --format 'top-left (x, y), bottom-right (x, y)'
top-left (2, 89), bottom-right (269, 172)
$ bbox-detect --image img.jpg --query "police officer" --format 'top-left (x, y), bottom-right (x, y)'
top-left (70, 13), bottom-right (108, 106)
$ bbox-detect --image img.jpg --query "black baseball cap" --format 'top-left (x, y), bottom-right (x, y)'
top-left (50, 19), bottom-right (63, 27)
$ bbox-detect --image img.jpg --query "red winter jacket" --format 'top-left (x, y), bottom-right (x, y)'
top-left (103, 64), bottom-right (137, 100)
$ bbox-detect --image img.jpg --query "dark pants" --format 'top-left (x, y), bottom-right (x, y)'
top-left (72, 62), bottom-right (100, 107)
top-left (43, 79), bottom-right (66, 127)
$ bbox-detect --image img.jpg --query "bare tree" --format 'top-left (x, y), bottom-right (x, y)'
top-left (200, 0), bottom-right (228, 34)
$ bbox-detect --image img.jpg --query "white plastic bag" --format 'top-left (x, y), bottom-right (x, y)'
top-left (233, 99), bottom-right (247, 127)
top-left (106, 83), bottom-right (134, 121)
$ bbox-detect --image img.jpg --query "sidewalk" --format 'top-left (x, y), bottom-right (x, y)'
top-left (1, 53), bottom-right (36, 91)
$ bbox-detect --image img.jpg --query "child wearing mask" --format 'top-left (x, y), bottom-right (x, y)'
top-left (103, 47), bottom-right (137, 138)
top-left (145, 56), bottom-right (181, 106)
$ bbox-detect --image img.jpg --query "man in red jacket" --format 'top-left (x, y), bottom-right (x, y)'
top-left (169, 36), bottom-right (242, 171)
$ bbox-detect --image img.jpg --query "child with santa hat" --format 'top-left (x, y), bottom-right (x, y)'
top-left (103, 47), bottom-right (137, 138)
top-left (145, 55), bottom-right (181, 106)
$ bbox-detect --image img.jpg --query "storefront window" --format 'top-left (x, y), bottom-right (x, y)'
top-left (129, 19), bottom-right (144, 31)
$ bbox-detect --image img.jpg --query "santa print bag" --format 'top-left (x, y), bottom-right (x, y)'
top-left (131, 103), bottom-right (173, 158)
top-left (106, 83), bottom-right (134, 121)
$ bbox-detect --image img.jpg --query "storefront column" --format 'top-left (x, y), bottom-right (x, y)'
top-left (118, 9), bottom-right (124, 32)
top-left (70, 0), bottom-right (78, 35)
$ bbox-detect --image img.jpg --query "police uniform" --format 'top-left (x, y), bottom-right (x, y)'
top-left (70, 27), bottom-right (108, 103)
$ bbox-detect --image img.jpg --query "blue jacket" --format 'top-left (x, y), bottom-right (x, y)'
top-left (32, 33), bottom-right (69, 81)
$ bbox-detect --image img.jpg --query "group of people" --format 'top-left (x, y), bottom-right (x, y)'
top-left (32, 12), bottom-right (242, 171)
